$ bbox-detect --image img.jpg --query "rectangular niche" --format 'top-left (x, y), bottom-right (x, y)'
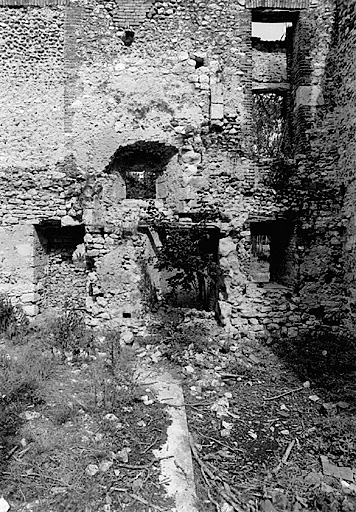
top-left (34, 222), bottom-right (87, 312)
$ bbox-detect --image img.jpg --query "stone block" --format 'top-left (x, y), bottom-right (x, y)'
top-left (21, 292), bottom-right (39, 303)
top-left (219, 238), bottom-right (236, 257)
top-left (156, 181), bottom-right (168, 199)
top-left (295, 85), bottom-right (324, 107)
top-left (16, 244), bottom-right (33, 257)
top-left (211, 83), bottom-right (224, 102)
top-left (211, 103), bottom-right (224, 120)
top-left (23, 304), bottom-right (39, 317)
top-left (61, 215), bottom-right (80, 227)
top-left (181, 150), bottom-right (201, 165)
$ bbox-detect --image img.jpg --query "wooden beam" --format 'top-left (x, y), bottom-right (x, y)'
top-left (252, 82), bottom-right (290, 94)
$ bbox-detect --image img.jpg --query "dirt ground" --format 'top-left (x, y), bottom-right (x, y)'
top-left (1, 316), bottom-right (356, 512)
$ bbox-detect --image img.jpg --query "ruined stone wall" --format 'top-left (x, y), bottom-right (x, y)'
top-left (0, 0), bottom-right (352, 342)
top-left (338, 1), bottom-right (356, 331)
top-left (62, 0), bottom-right (292, 337)
top-left (252, 45), bottom-right (287, 85)
top-left (0, 6), bottom-right (64, 169)
top-left (268, 1), bottom-right (347, 329)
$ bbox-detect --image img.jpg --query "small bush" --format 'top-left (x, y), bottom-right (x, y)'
top-left (45, 305), bottom-right (94, 359)
top-left (0, 344), bottom-right (55, 405)
top-left (87, 347), bottom-right (139, 412)
top-left (153, 318), bottom-right (211, 361)
top-left (0, 294), bottom-right (29, 341)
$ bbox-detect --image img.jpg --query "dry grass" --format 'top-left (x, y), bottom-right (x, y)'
top-left (0, 310), bottom-right (171, 512)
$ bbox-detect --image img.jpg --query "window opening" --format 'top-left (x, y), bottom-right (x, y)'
top-left (250, 220), bottom-right (294, 285)
top-left (156, 225), bottom-right (221, 311)
top-left (34, 223), bottom-right (86, 311)
top-left (252, 92), bottom-right (286, 160)
top-left (250, 223), bottom-right (271, 283)
top-left (195, 56), bottom-right (205, 69)
top-left (252, 22), bottom-right (292, 41)
top-left (105, 141), bottom-right (177, 200)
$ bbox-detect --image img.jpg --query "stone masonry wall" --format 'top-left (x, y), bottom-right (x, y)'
top-left (280, 0), bottom-right (346, 328)
top-left (0, 0), bottom-right (353, 343)
top-left (338, 1), bottom-right (356, 332)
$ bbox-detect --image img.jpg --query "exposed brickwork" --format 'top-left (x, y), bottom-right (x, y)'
top-left (246, 0), bottom-right (309, 8)
top-left (115, 0), bottom-right (155, 27)
top-left (0, 0), bottom-right (67, 4)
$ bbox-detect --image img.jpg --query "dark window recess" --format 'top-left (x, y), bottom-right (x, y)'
top-left (36, 223), bottom-right (85, 261)
top-left (250, 221), bottom-right (294, 285)
top-left (195, 56), bottom-right (205, 69)
top-left (105, 141), bottom-right (177, 200)
top-left (122, 30), bottom-right (135, 47)
top-left (252, 92), bottom-right (286, 159)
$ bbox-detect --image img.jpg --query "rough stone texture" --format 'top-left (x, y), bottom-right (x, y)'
top-left (0, 0), bottom-right (354, 342)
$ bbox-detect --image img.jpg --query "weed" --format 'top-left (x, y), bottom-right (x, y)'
top-left (152, 317), bottom-right (211, 361)
top-left (0, 344), bottom-right (55, 405)
top-left (0, 294), bottom-right (29, 341)
top-left (45, 304), bottom-right (94, 359)
top-left (87, 346), bottom-right (139, 412)
top-left (100, 327), bottom-right (122, 369)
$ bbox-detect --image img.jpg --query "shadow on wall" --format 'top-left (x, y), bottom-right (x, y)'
top-left (34, 222), bottom-right (86, 312)
top-left (104, 141), bottom-right (178, 200)
top-left (265, 4), bottom-right (355, 397)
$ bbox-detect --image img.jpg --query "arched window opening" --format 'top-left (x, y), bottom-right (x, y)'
top-left (105, 141), bottom-right (178, 200)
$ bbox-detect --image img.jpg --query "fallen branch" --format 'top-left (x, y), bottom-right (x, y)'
top-left (161, 399), bottom-right (214, 407)
top-left (264, 386), bottom-right (305, 401)
top-left (189, 435), bottom-right (248, 512)
top-left (143, 436), bottom-right (160, 454)
top-left (220, 373), bottom-right (246, 380)
top-left (221, 489), bottom-right (245, 512)
top-left (208, 488), bottom-right (221, 512)
top-left (189, 435), bottom-right (217, 481)
top-left (274, 438), bottom-right (296, 472)
top-left (193, 427), bottom-right (244, 453)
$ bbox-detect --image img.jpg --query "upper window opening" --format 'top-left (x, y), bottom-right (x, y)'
top-left (252, 92), bottom-right (286, 160)
top-left (195, 56), bottom-right (205, 69)
top-left (252, 22), bottom-right (292, 42)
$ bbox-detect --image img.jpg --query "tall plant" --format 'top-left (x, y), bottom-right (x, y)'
top-left (145, 205), bottom-right (223, 310)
